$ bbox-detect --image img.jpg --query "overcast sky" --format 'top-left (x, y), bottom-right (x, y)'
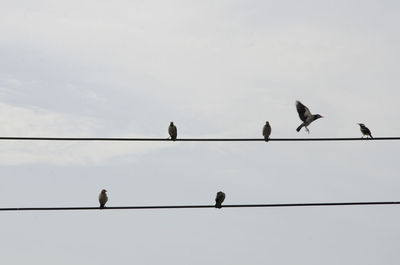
top-left (0, 1), bottom-right (400, 264)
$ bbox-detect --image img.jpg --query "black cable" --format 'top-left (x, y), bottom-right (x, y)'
top-left (1, 201), bottom-right (399, 211)
top-left (0, 137), bottom-right (397, 141)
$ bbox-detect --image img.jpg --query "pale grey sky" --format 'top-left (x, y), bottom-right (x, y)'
top-left (0, 1), bottom-right (399, 264)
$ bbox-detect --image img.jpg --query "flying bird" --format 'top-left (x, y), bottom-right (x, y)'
top-left (296, 100), bottom-right (323, 133)
top-left (98, 189), bottom-right (108, 208)
top-left (358, 123), bottom-right (373, 138)
top-left (262, 121), bottom-right (271, 142)
top-left (215, 191), bottom-right (226, 209)
top-left (168, 121), bottom-right (177, 141)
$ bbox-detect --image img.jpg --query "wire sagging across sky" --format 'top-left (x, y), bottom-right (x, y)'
top-left (1, 201), bottom-right (400, 212)
top-left (0, 137), bottom-right (398, 142)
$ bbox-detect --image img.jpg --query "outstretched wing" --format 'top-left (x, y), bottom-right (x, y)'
top-left (296, 101), bottom-right (312, 122)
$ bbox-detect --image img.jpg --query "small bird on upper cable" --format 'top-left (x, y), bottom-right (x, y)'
top-left (98, 189), bottom-right (108, 209)
top-left (263, 121), bottom-right (271, 142)
top-left (358, 123), bottom-right (373, 138)
top-left (296, 100), bottom-right (323, 133)
top-left (215, 191), bottom-right (226, 209)
top-left (168, 121), bottom-right (177, 141)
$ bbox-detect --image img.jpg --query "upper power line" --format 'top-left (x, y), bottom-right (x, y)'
top-left (0, 137), bottom-right (397, 142)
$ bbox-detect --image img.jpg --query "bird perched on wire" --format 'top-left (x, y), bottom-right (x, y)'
top-left (215, 191), bottom-right (226, 209)
top-left (168, 121), bottom-right (177, 141)
top-left (296, 100), bottom-right (323, 133)
top-left (98, 189), bottom-right (108, 208)
top-left (262, 121), bottom-right (271, 142)
top-left (358, 123), bottom-right (373, 138)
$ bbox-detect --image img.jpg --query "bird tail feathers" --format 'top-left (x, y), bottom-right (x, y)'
top-left (296, 124), bottom-right (303, 132)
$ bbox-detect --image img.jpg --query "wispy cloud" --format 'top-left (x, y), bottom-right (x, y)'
top-left (0, 101), bottom-right (167, 165)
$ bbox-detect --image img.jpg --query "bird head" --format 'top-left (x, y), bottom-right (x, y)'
top-left (265, 121), bottom-right (269, 125)
top-left (314, 114), bottom-right (324, 120)
top-left (358, 123), bottom-right (365, 127)
top-left (170, 121), bottom-right (174, 126)
top-left (101, 189), bottom-right (107, 194)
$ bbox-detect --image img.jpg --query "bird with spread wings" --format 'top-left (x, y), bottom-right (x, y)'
top-left (296, 101), bottom-right (323, 133)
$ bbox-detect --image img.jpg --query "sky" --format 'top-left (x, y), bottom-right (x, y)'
top-left (0, 0), bottom-right (399, 264)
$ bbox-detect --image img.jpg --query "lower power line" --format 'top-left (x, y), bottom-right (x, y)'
top-left (1, 201), bottom-right (399, 211)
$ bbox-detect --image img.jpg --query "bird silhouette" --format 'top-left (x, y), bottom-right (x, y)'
top-left (215, 191), bottom-right (226, 209)
top-left (263, 121), bottom-right (271, 142)
top-left (98, 189), bottom-right (108, 208)
top-left (168, 122), bottom-right (177, 141)
top-left (358, 123), bottom-right (373, 138)
top-left (296, 101), bottom-right (323, 133)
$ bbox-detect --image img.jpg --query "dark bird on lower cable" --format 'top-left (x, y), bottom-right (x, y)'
top-left (215, 191), bottom-right (226, 209)
top-left (262, 121), bottom-right (271, 141)
top-left (296, 100), bottom-right (323, 133)
top-left (168, 121), bottom-right (177, 141)
top-left (98, 189), bottom-right (108, 208)
top-left (358, 123), bottom-right (373, 138)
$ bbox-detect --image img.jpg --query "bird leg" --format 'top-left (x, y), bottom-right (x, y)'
top-left (305, 127), bottom-right (310, 134)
